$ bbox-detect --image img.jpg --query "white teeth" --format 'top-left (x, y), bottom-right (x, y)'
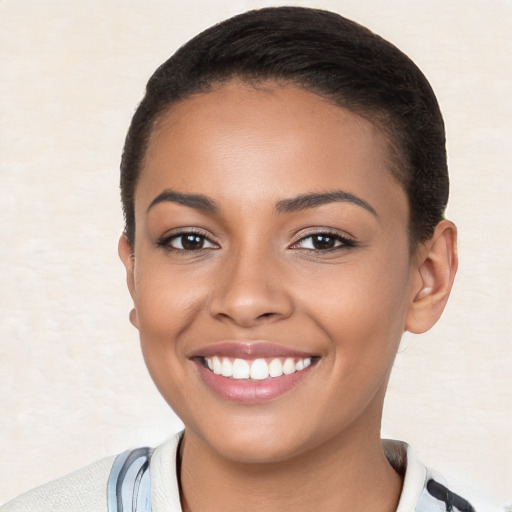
top-left (221, 358), bottom-right (233, 377)
top-left (269, 358), bottom-right (283, 377)
top-left (232, 359), bottom-right (250, 379)
top-left (250, 358), bottom-right (269, 380)
top-left (212, 356), bottom-right (222, 375)
top-left (204, 356), bottom-right (314, 380)
top-left (282, 358), bottom-right (296, 375)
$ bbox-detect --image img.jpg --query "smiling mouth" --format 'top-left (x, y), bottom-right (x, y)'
top-left (202, 356), bottom-right (314, 381)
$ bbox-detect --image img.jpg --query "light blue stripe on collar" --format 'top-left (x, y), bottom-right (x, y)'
top-left (107, 447), bottom-right (153, 512)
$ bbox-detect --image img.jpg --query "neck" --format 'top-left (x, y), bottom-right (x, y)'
top-left (178, 423), bottom-right (402, 512)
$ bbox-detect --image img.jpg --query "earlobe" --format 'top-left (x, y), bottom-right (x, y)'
top-left (405, 220), bottom-right (458, 334)
top-left (129, 307), bottom-right (139, 329)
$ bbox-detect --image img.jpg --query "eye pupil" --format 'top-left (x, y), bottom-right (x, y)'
top-left (182, 234), bottom-right (204, 250)
top-left (313, 235), bottom-right (336, 250)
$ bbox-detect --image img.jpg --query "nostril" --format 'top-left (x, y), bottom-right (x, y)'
top-left (208, 277), bottom-right (294, 327)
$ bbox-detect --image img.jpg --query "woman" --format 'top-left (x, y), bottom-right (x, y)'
top-left (3, 7), bottom-right (475, 512)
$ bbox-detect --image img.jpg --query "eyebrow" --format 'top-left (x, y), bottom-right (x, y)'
top-left (275, 190), bottom-right (377, 216)
top-left (147, 188), bottom-right (377, 217)
top-left (147, 189), bottom-right (220, 214)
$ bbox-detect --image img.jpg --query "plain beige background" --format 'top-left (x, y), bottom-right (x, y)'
top-left (0, 1), bottom-right (510, 510)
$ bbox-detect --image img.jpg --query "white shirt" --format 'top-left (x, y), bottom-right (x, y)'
top-left (2, 432), bottom-right (474, 512)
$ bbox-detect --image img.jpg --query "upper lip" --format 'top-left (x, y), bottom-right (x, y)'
top-left (188, 341), bottom-right (317, 359)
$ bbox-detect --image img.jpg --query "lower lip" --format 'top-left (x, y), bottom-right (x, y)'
top-left (195, 361), bottom-right (313, 404)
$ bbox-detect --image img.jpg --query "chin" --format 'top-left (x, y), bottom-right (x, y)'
top-left (211, 435), bottom-right (306, 465)
top-left (187, 412), bottom-right (322, 465)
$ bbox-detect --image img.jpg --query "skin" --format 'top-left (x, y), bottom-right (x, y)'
top-left (119, 82), bottom-right (457, 512)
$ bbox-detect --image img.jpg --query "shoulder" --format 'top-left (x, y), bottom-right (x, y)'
top-left (1, 454), bottom-right (116, 512)
top-left (1, 432), bottom-right (184, 512)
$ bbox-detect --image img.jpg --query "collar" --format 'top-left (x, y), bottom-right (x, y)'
top-left (383, 439), bottom-right (428, 511)
top-left (149, 433), bottom-right (448, 512)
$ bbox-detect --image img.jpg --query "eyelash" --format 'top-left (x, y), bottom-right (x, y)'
top-left (290, 231), bottom-right (356, 252)
top-left (156, 229), bottom-right (218, 253)
top-left (156, 230), bottom-right (356, 254)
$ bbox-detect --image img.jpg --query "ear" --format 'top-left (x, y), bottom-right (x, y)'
top-left (405, 220), bottom-right (458, 334)
top-left (118, 234), bottom-right (139, 329)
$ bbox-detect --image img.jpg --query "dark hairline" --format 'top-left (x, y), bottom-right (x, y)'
top-left (121, 6), bottom-right (448, 253)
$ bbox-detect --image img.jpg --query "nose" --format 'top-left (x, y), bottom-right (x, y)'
top-left (208, 248), bottom-right (294, 328)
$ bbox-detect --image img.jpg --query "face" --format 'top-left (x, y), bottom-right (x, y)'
top-left (121, 82), bottom-right (420, 464)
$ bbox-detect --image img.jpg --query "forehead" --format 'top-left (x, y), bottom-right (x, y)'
top-left (137, 82), bottom-right (407, 221)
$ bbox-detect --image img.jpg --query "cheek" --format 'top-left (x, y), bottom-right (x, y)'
top-left (131, 264), bottom-right (205, 388)
top-left (132, 268), bottom-right (201, 409)
top-left (134, 257), bottom-right (205, 332)
top-left (301, 254), bottom-right (412, 361)
top-left (306, 259), bottom-right (409, 321)
top-left (301, 266), bottom-right (411, 428)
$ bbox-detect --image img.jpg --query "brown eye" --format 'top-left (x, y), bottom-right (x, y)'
top-left (164, 232), bottom-right (217, 251)
top-left (293, 232), bottom-right (354, 251)
top-left (310, 234), bottom-right (338, 250)
top-left (181, 234), bottom-right (205, 250)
